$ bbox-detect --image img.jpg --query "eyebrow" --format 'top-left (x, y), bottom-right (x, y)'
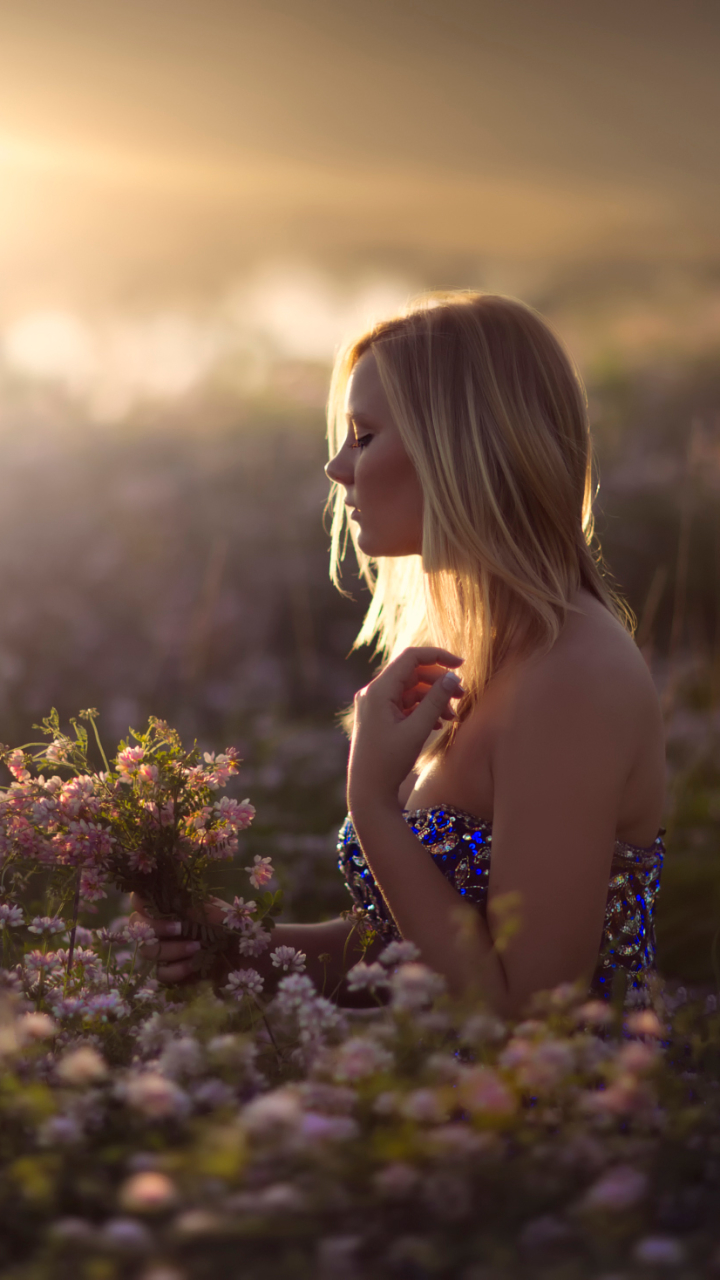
top-left (345, 412), bottom-right (378, 428)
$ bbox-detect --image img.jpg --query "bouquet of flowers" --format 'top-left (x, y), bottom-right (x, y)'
top-left (0, 710), bottom-right (279, 980)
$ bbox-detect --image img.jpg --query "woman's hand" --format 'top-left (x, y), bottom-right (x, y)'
top-left (348, 646), bottom-right (464, 815)
top-left (130, 894), bottom-right (228, 985)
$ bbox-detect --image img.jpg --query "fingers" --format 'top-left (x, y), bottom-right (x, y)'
top-left (157, 957), bottom-right (203, 985)
top-left (139, 939), bottom-right (202, 964)
top-left (394, 648), bottom-right (464, 678)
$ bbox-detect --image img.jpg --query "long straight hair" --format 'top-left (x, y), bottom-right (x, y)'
top-left (326, 291), bottom-right (631, 746)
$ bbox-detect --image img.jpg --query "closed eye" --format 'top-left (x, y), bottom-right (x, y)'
top-left (351, 434), bottom-right (373, 450)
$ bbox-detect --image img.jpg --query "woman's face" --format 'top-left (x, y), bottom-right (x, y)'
top-left (325, 350), bottom-right (424, 557)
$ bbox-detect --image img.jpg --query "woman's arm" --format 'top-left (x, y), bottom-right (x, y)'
top-left (132, 900), bottom-right (382, 1003)
top-left (347, 647), bottom-right (640, 1017)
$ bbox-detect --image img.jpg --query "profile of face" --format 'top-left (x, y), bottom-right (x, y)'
top-left (325, 350), bottom-right (424, 558)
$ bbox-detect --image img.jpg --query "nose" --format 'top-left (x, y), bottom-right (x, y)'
top-left (325, 441), bottom-right (354, 487)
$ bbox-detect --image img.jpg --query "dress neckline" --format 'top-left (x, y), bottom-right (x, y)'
top-left (401, 802), bottom-right (664, 856)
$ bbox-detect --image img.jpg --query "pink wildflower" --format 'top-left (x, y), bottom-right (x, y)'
top-left (79, 866), bottom-right (109, 903)
top-left (116, 747), bottom-right (146, 782)
top-left (120, 1171), bottom-right (178, 1213)
top-left (221, 897), bottom-right (256, 931)
top-left (216, 796), bottom-right (255, 830)
top-left (245, 854), bottom-right (273, 888)
top-left (124, 1071), bottom-right (188, 1119)
top-left (457, 1066), bottom-right (517, 1117)
top-left (626, 1009), bottom-right (665, 1038)
top-left (203, 751), bottom-right (240, 788)
top-left (28, 915), bottom-right (66, 936)
top-left (0, 903), bottom-right (24, 928)
top-left (8, 749), bottom-right (30, 782)
top-left (128, 846), bottom-right (156, 874)
top-left (56, 1046), bottom-right (108, 1085)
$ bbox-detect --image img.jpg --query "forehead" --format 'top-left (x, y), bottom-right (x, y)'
top-left (345, 349), bottom-right (391, 421)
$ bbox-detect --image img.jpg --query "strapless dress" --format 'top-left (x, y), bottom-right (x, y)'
top-left (337, 805), bottom-right (664, 1005)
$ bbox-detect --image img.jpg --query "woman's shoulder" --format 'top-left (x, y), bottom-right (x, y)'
top-left (504, 591), bottom-right (662, 745)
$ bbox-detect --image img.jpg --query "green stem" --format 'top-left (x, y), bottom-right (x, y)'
top-left (88, 716), bottom-right (110, 773)
top-left (65, 871), bottom-right (82, 982)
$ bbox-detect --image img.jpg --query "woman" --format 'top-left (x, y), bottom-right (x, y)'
top-left (137, 291), bottom-right (665, 1017)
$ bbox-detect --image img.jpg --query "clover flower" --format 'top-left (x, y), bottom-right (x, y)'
top-left (378, 940), bottom-right (420, 968)
top-left (224, 968), bottom-right (264, 999)
top-left (56, 1045), bottom-right (108, 1085)
top-left (332, 1036), bottom-right (392, 1082)
top-left (346, 961), bottom-right (388, 993)
top-left (124, 1071), bottom-right (189, 1119)
top-left (245, 854), bottom-right (273, 888)
top-left (220, 896), bottom-right (256, 930)
top-left (28, 915), bottom-right (66, 936)
top-left (116, 746), bottom-right (146, 781)
top-left (270, 945), bottom-right (307, 974)
top-left (0, 903), bottom-right (24, 928)
top-left (237, 920), bottom-right (271, 957)
top-left (120, 920), bottom-right (157, 946)
top-left (389, 962), bottom-right (445, 1010)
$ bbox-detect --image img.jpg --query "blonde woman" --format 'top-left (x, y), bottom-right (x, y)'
top-left (137, 292), bottom-right (666, 1017)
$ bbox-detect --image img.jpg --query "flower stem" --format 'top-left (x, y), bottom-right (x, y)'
top-left (65, 870), bottom-right (82, 980)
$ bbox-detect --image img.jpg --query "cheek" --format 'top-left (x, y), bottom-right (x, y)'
top-left (358, 443), bottom-right (424, 547)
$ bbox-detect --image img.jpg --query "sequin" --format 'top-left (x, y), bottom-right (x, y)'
top-left (337, 805), bottom-right (664, 1005)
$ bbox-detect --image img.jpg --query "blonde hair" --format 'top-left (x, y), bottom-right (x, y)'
top-left (326, 290), bottom-right (631, 745)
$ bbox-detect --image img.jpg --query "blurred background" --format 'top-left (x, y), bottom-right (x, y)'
top-left (0, 0), bottom-right (719, 979)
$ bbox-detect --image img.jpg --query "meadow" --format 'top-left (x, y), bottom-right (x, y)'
top-left (0, 340), bottom-right (719, 1278)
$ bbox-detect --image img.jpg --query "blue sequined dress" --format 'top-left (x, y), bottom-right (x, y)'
top-left (337, 806), bottom-right (664, 1004)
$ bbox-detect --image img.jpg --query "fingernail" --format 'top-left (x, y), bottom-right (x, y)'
top-left (167, 921), bottom-right (182, 936)
top-left (442, 672), bottom-right (464, 695)
top-left (185, 941), bottom-right (202, 954)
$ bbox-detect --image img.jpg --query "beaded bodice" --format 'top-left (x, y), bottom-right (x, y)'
top-left (337, 805), bottom-right (664, 1004)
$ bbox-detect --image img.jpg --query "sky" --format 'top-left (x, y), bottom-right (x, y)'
top-left (0, 0), bottom-right (718, 411)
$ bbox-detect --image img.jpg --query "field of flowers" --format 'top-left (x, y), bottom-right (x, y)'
top-left (0, 352), bottom-right (719, 1277)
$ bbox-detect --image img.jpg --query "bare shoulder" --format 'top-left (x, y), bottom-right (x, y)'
top-left (502, 592), bottom-right (662, 752)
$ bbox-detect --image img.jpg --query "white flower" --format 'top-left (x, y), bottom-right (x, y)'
top-left (56, 1046), bottom-right (108, 1085)
top-left (332, 1036), bottom-right (392, 1082)
top-left (0, 903), bottom-right (24, 928)
top-left (18, 1012), bottom-right (58, 1043)
top-left (389, 962), bottom-right (445, 1011)
top-left (28, 915), bottom-right (66, 935)
top-left (224, 968), bottom-right (264, 999)
top-left (270, 945), bottom-right (306, 974)
top-left (242, 1088), bottom-right (302, 1136)
top-left (346, 962), bottom-right (388, 993)
top-left (157, 1036), bottom-right (203, 1079)
top-left (237, 920), bottom-right (271, 957)
top-left (378, 940), bottom-right (420, 968)
top-left (124, 1071), bottom-right (188, 1119)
